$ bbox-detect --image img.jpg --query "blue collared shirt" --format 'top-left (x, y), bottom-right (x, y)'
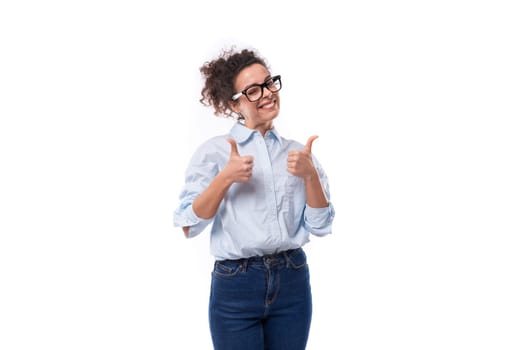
top-left (173, 122), bottom-right (335, 260)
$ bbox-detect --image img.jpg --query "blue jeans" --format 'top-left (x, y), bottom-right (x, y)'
top-left (209, 248), bottom-right (312, 350)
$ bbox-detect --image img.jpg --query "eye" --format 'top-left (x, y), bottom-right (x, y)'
top-left (245, 86), bottom-right (260, 97)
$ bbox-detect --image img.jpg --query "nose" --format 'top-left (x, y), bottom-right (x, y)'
top-left (261, 85), bottom-right (274, 99)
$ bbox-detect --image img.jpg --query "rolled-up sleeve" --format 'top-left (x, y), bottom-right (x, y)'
top-left (303, 157), bottom-right (335, 236)
top-left (173, 146), bottom-right (219, 238)
top-left (173, 201), bottom-right (213, 238)
top-left (304, 202), bottom-right (335, 236)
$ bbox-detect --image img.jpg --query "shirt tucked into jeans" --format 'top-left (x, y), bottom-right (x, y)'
top-left (173, 122), bottom-right (335, 349)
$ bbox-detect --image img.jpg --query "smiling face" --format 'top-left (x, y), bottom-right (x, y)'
top-left (230, 63), bottom-right (280, 135)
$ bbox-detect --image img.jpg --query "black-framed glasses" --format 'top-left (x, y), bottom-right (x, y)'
top-left (232, 75), bottom-right (282, 102)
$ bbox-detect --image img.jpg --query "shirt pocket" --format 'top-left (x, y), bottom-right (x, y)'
top-left (282, 174), bottom-right (304, 218)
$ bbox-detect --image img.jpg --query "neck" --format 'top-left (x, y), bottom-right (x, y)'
top-left (245, 121), bottom-right (273, 137)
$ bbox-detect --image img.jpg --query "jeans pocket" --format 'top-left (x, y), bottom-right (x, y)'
top-left (285, 249), bottom-right (307, 270)
top-left (212, 260), bottom-right (242, 278)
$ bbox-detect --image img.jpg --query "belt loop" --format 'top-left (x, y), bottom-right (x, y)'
top-left (241, 258), bottom-right (248, 272)
top-left (283, 249), bottom-right (291, 268)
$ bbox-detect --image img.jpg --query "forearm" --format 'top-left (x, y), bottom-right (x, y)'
top-left (304, 171), bottom-right (329, 208)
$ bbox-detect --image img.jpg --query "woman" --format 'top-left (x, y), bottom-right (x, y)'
top-left (173, 47), bottom-right (335, 350)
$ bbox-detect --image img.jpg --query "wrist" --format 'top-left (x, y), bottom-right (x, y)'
top-left (217, 170), bottom-right (235, 187)
top-left (303, 170), bottom-right (318, 182)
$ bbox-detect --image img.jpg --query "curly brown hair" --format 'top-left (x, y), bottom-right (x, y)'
top-left (199, 48), bottom-right (268, 119)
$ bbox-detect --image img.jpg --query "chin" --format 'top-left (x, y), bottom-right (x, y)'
top-left (266, 109), bottom-right (280, 120)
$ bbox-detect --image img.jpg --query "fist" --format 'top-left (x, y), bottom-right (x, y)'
top-left (287, 135), bottom-right (318, 179)
top-left (223, 138), bottom-right (254, 183)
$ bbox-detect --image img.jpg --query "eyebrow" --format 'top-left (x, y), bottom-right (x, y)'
top-left (240, 75), bottom-right (272, 91)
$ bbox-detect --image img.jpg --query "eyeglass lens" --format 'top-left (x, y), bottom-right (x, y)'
top-left (245, 76), bottom-right (281, 102)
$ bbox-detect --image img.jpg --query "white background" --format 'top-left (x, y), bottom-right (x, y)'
top-left (1, 1), bottom-right (524, 349)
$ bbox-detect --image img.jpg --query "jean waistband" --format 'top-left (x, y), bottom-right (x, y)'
top-left (220, 247), bottom-right (303, 266)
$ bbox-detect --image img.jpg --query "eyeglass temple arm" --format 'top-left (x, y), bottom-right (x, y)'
top-left (232, 92), bottom-right (242, 101)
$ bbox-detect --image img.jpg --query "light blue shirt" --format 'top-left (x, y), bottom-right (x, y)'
top-left (173, 122), bottom-right (335, 260)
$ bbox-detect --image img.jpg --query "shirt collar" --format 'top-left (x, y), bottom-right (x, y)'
top-left (266, 128), bottom-right (283, 146)
top-left (229, 122), bottom-right (283, 146)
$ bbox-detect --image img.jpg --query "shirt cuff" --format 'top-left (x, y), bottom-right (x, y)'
top-left (304, 202), bottom-right (335, 235)
top-left (173, 204), bottom-right (213, 238)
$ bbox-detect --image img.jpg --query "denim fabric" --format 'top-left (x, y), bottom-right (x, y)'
top-left (209, 248), bottom-right (312, 350)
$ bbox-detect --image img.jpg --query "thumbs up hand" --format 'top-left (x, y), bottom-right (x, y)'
top-left (287, 136), bottom-right (319, 180)
top-left (223, 138), bottom-right (254, 183)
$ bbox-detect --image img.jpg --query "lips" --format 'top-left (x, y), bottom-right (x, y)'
top-left (258, 98), bottom-right (276, 109)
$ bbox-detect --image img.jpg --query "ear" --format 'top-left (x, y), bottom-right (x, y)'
top-left (228, 100), bottom-right (240, 114)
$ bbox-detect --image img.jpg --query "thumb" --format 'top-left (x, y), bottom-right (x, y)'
top-left (226, 138), bottom-right (239, 157)
top-left (304, 135), bottom-right (319, 153)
